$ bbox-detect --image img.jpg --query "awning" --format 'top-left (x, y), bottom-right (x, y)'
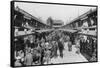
top-left (78, 31), bottom-right (97, 37)
top-left (36, 29), bottom-right (54, 33)
top-left (58, 29), bottom-right (78, 33)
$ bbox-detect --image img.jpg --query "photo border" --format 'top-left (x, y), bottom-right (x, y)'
top-left (10, 1), bottom-right (98, 67)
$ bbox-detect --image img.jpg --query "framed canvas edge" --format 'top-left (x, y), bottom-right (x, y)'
top-left (10, 1), bottom-right (98, 67)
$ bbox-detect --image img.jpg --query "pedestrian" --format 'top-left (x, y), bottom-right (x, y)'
top-left (68, 40), bottom-right (72, 52)
top-left (75, 38), bottom-right (80, 54)
top-left (58, 40), bottom-right (64, 58)
top-left (24, 47), bottom-right (33, 66)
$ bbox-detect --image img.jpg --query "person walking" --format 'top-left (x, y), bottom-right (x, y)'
top-left (68, 40), bottom-right (72, 52)
top-left (57, 40), bottom-right (64, 58)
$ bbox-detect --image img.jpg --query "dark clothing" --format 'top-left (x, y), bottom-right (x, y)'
top-left (58, 41), bottom-right (64, 50)
top-left (80, 40), bottom-right (85, 53)
top-left (41, 49), bottom-right (44, 64)
top-left (58, 41), bottom-right (64, 58)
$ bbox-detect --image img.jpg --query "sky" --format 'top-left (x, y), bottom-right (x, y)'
top-left (15, 2), bottom-right (96, 25)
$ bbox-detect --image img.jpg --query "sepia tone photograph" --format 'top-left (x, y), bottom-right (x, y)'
top-left (11, 1), bottom-right (98, 67)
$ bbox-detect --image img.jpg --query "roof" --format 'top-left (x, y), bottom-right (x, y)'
top-left (74, 25), bottom-right (97, 30)
top-left (15, 6), bottom-right (50, 27)
top-left (53, 20), bottom-right (64, 24)
top-left (62, 8), bottom-right (97, 28)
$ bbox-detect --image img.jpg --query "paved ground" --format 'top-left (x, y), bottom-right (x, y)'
top-left (49, 42), bottom-right (88, 64)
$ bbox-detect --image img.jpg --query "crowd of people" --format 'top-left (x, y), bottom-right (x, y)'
top-left (74, 34), bottom-right (97, 61)
top-left (79, 35), bottom-right (97, 61)
top-left (14, 30), bottom-right (73, 66)
top-left (14, 30), bottom-right (97, 66)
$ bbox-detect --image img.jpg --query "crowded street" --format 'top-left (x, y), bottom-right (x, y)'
top-left (50, 42), bottom-right (88, 64)
top-left (11, 2), bottom-right (97, 67)
top-left (14, 29), bottom-right (97, 66)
